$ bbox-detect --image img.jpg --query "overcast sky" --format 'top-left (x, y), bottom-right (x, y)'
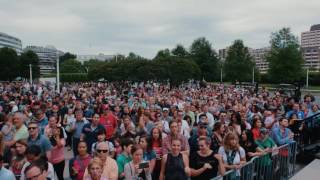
top-left (1, 0), bottom-right (319, 58)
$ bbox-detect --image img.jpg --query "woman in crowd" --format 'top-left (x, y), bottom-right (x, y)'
top-left (251, 116), bottom-right (263, 140)
top-left (70, 141), bottom-right (92, 180)
top-left (218, 132), bottom-right (246, 179)
top-left (10, 140), bottom-right (28, 179)
top-left (124, 144), bottom-right (152, 180)
top-left (139, 134), bottom-right (156, 175)
top-left (85, 158), bottom-right (107, 180)
top-left (159, 138), bottom-right (190, 180)
top-left (229, 112), bottom-right (242, 136)
top-left (150, 127), bottom-right (162, 180)
top-left (190, 136), bottom-right (225, 180)
top-left (48, 117), bottom-right (66, 180)
top-left (240, 130), bottom-right (263, 161)
top-left (211, 122), bottom-right (225, 153)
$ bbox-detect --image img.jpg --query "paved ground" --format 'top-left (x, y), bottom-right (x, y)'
top-left (62, 147), bottom-right (73, 180)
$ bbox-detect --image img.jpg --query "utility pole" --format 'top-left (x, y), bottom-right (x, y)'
top-left (306, 67), bottom-right (309, 88)
top-left (252, 67), bottom-right (255, 84)
top-left (29, 64), bottom-right (32, 85)
top-left (56, 52), bottom-right (60, 93)
top-left (220, 68), bottom-right (223, 83)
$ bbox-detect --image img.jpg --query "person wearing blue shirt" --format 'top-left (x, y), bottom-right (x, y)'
top-left (0, 154), bottom-right (15, 179)
top-left (285, 103), bottom-right (304, 120)
top-left (27, 121), bottom-right (52, 160)
top-left (271, 117), bottom-right (294, 146)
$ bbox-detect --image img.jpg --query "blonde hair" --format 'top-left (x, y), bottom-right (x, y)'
top-left (88, 158), bottom-right (104, 171)
top-left (223, 132), bottom-right (240, 151)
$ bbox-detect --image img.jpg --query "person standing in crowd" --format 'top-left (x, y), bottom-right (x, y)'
top-left (71, 110), bottom-right (88, 156)
top-left (211, 122), bottom-right (225, 153)
top-left (271, 118), bottom-right (294, 146)
top-left (159, 138), bottom-right (190, 180)
top-left (27, 122), bottom-right (52, 160)
top-left (84, 158), bottom-right (107, 180)
top-left (162, 121), bottom-right (189, 155)
top-left (47, 116), bottom-right (66, 180)
top-left (196, 105), bottom-right (215, 127)
top-left (218, 132), bottom-right (246, 179)
top-left (20, 145), bottom-right (55, 180)
top-left (81, 113), bottom-right (105, 154)
top-left (63, 108), bottom-right (76, 150)
top-left (0, 154), bottom-right (15, 179)
top-left (251, 116), bottom-right (263, 140)
top-left (10, 140), bottom-right (28, 179)
top-left (24, 158), bottom-right (50, 180)
top-left (117, 138), bottom-right (134, 179)
top-left (189, 121), bottom-right (211, 154)
top-left (70, 141), bottom-right (92, 180)
top-left (190, 136), bottom-right (225, 180)
top-left (124, 144), bottom-right (152, 180)
top-left (150, 127), bottom-right (162, 180)
top-left (35, 109), bottom-right (48, 135)
top-left (6, 112), bottom-right (29, 147)
top-left (84, 142), bottom-right (118, 180)
top-left (139, 135), bottom-right (156, 175)
top-left (91, 129), bottom-right (115, 158)
top-left (240, 130), bottom-right (263, 161)
top-left (99, 106), bottom-right (117, 141)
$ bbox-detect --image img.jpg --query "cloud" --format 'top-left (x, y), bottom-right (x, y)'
top-left (0, 0), bottom-right (319, 58)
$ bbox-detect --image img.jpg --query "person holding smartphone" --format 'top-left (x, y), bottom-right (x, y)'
top-left (124, 144), bottom-right (152, 180)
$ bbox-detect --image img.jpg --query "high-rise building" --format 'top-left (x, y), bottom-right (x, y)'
top-left (0, 32), bottom-right (23, 54)
top-left (218, 48), bottom-right (229, 62)
top-left (24, 45), bottom-right (63, 75)
top-left (301, 24), bottom-right (320, 71)
top-left (249, 47), bottom-right (270, 74)
top-left (77, 53), bottom-right (114, 64)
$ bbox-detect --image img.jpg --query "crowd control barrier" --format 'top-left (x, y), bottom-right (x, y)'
top-left (211, 142), bottom-right (297, 180)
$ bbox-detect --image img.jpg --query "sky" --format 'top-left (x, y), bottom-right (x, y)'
top-left (1, 0), bottom-right (319, 58)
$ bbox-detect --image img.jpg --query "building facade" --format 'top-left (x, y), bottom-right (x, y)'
top-left (0, 32), bottom-right (23, 54)
top-left (301, 24), bottom-right (320, 72)
top-left (77, 53), bottom-right (114, 64)
top-left (249, 47), bottom-right (270, 74)
top-left (24, 45), bottom-right (63, 75)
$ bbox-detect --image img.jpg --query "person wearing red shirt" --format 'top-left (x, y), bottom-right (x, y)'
top-left (99, 105), bottom-right (118, 140)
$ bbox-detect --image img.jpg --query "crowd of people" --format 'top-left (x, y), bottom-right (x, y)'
top-left (0, 81), bottom-right (318, 180)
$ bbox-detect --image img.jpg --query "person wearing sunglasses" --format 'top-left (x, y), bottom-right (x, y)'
top-left (27, 122), bottom-right (52, 160)
top-left (84, 141), bottom-right (118, 180)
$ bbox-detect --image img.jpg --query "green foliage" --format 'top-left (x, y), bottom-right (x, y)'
top-left (190, 37), bottom-right (220, 81)
top-left (60, 59), bottom-right (86, 73)
top-left (60, 73), bottom-right (88, 82)
top-left (20, 50), bottom-right (40, 79)
top-left (224, 40), bottom-right (256, 82)
top-left (59, 52), bottom-right (76, 63)
top-left (266, 28), bottom-right (304, 83)
top-left (0, 47), bottom-right (20, 80)
top-left (171, 44), bottom-right (189, 57)
top-left (154, 49), bottom-right (171, 60)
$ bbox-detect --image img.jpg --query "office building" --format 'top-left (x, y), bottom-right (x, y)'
top-left (0, 32), bottom-right (23, 54)
top-left (249, 47), bottom-right (270, 74)
top-left (77, 53), bottom-right (114, 64)
top-left (301, 24), bottom-right (320, 71)
top-left (24, 45), bottom-right (63, 75)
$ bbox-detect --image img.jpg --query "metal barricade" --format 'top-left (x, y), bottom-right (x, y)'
top-left (211, 142), bottom-right (297, 180)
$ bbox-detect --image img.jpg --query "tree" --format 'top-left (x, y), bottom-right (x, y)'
top-left (59, 52), bottom-right (76, 63)
top-left (190, 37), bottom-right (220, 81)
top-left (171, 44), bottom-right (189, 57)
top-left (60, 59), bottom-right (86, 73)
top-left (20, 50), bottom-right (40, 79)
top-left (224, 40), bottom-right (256, 82)
top-left (0, 47), bottom-right (20, 80)
top-left (266, 28), bottom-right (304, 83)
top-left (154, 49), bottom-right (171, 60)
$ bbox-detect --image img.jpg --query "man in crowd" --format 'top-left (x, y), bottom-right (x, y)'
top-left (27, 122), bottom-right (52, 159)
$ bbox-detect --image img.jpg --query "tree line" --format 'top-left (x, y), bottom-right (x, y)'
top-left (0, 28), bottom-right (307, 84)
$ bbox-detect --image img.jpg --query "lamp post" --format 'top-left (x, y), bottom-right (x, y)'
top-left (252, 67), bottom-right (255, 84)
top-left (56, 51), bottom-right (60, 93)
top-left (29, 64), bottom-right (32, 85)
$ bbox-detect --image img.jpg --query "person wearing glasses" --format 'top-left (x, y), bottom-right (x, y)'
top-left (84, 141), bottom-right (118, 180)
top-left (24, 158), bottom-right (49, 180)
top-left (27, 122), bottom-right (52, 160)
